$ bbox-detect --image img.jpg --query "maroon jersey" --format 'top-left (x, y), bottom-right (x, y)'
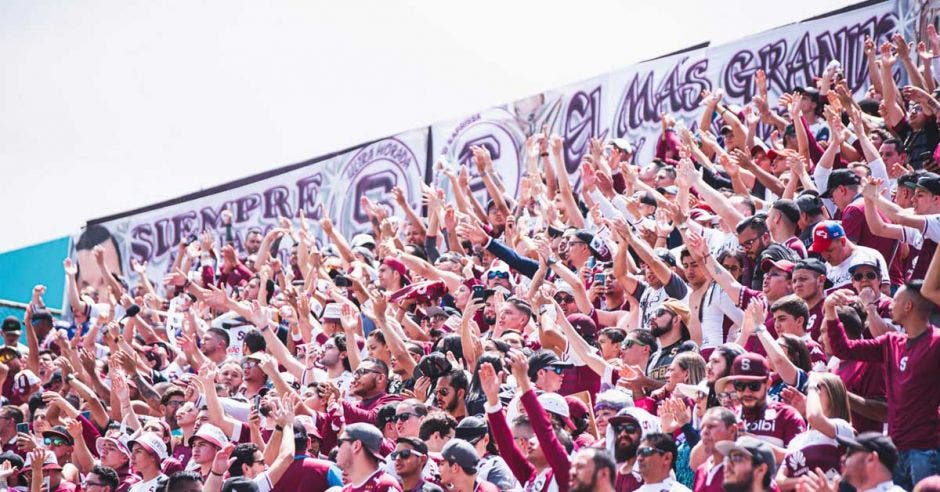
top-left (834, 358), bottom-right (885, 434)
top-left (826, 319), bottom-right (940, 451)
top-left (782, 421), bottom-right (853, 480)
top-left (172, 443), bottom-right (192, 468)
top-left (343, 469), bottom-right (402, 492)
top-left (342, 393), bottom-right (404, 426)
top-left (273, 456), bottom-right (343, 492)
top-left (693, 459), bottom-right (725, 492)
top-left (806, 301), bottom-right (824, 343)
top-left (738, 400), bottom-right (806, 448)
top-left (559, 362), bottom-right (601, 399)
top-left (473, 482), bottom-right (499, 492)
top-left (615, 468), bottom-right (642, 492)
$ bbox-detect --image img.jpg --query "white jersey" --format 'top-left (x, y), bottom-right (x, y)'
top-left (827, 246), bottom-right (889, 290)
top-left (129, 475), bottom-right (167, 492)
top-left (697, 282), bottom-right (744, 349)
top-left (636, 477), bottom-right (691, 492)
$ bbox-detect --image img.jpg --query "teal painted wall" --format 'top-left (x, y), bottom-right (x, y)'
top-left (0, 237), bottom-right (69, 309)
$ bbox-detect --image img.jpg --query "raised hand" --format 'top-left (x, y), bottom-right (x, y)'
top-left (861, 176), bottom-right (883, 200)
top-left (478, 362), bottom-right (500, 405)
top-left (339, 303), bottom-right (360, 333)
top-left (63, 258), bottom-right (78, 276)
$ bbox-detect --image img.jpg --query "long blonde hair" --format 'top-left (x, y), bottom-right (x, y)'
top-left (817, 373), bottom-right (852, 424)
top-left (674, 352), bottom-right (707, 386)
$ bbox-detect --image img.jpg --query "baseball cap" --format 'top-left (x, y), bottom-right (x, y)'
top-left (321, 303), bottom-right (342, 322)
top-left (759, 258), bottom-right (795, 274)
top-left (396, 436), bottom-right (429, 456)
top-left (1, 317), bottom-right (21, 335)
top-left (527, 350), bottom-right (573, 380)
top-left (96, 436), bottom-right (131, 459)
top-left (654, 248), bottom-right (677, 268)
top-left (566, 313), bottom-right (598, 341)
top-left (340, 423), bottom-right (385, 462)
top-left (795, 191), bottom-right (824, 214)
top-left (660, 298), bottom-right (690, 326)
top-left (351, 233), bottom-right (376, 249)
top-left (898, 170), bottom-right (926, 190)
top-left (821, 169), bottom-right (861, 198)
top-left (847, 258), bottom-right (882, 276)
top-left (13, 370), bottom-right (40, 394)
top-left (607, 407), bottom-right (660, 437)
top-left (771, 199), bottom-right (801, 225)
top-left (611, 138), bottom-right (634, 154)
top-left (221, 477), bottom-right (261, 492)
top-left (794, 86), bottom-right (820, 102)
top-left (836, 432), bottom-right (899, 471)
top-left (715, 353), bottom-right (770, 394)
top-left (916, 174), bottom-right (940, 195)
top-left (441, 439), bottom-right (481, 472)
top-left (793, 258), bottom-right (828, 276)
top-left (382, 257), bottom-right (412, 284)
top-left (537, 392), bottom-right (575, 430)
top-left (809, 221), bottom-right (846, 254)
top-left (30, 309), bottom-right (53, 323)
top-left (674, 381), bottom-right (709, 400)
top-left (189, 423), bottom-right (229, 449)
top-left (639, 192), bottom-right (658, 207)
top-left (128, 432), bottom-right (169, 461)
top-left (454, 415), bottom-right (488, 443)
top-left (716, 436), bottom-right (777, 477)
top-left (43, 426), bottom-right (74, 446)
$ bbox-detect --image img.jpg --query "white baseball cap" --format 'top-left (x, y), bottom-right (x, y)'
top-left (128, 432), bottom-right (168, 461)
top-left (188, 423), bottom-right (228, 449)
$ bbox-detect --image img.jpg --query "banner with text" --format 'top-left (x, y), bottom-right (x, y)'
top-left (71, 128), bottom-right (428, 292)
top-left (431, 1), bottom-right (898, 198)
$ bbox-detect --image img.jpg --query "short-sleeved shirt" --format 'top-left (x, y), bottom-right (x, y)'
top-left (826, 246), bottom-right (890, 291)
top-left (128, 475), bottom-right (166, 492)
top-left (693, 459), bottom-right (725, 492)
top-left (840, 198), bottom-right (901, 285)
top-left (634, 273), bottom-right (689, 329)
top-left (738, 401), bottom-right (806, 448)
top-left (782, 420), bottom-right (854, 479)
top-left (697, 282), bottom-right (744, 350)
top-left (343, 470), bottom-right (403, 492)
top-left (647, 339), bottom-right (686, 383)
top-left (274, 457), bottom-right (343, 492)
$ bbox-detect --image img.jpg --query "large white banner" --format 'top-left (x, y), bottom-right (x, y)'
top-left (70, 128), bottom-right (428, 289)
top-left (432, 1), bottom-right (899, 197)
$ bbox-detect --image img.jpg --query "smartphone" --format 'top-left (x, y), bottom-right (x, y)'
top-left (16, 423), bottom-right (29, 434)
top-left (594, 273), bottom-right (606, 284)
top-left (252, 395), bottom-right (262, 412)
top-left (472, 285), bottom-right (486, 300)
top-left (333, 275), bottom-right (351, 288)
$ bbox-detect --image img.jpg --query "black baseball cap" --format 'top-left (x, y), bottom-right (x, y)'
top-left (795, 191), bottom-right (824, 215)
top-left (1, 317), bottom-right (21, 335)
top-left (30, 309), bottom-right (54, 323)
top-left (396, 436), bottom-right (429, 455)
top-left (454, 416), bottom-right (488, 443)
top-left (792, 258), bottom-right (832, 288)
top-left (836, 432), bottom-right (899, 471)
top-left (770, 199), bottom-right (800, 225)
top-left (898, 170), bottom-right (926, 190)
top-left (821, 169), bottom-right (861, 198)
top-left (794, 86), bottom-right (820, 102)
top-left (716, 436), bottom-right (777, 477)
top-left (527, 350), bottom-right (573, 381)
top-left (916, 174), bottom-right (940, 195)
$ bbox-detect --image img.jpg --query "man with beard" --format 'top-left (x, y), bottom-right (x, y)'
top-left (304, 333), bottom-right (353, 393)
top-left (216, 361), bottom-right (244, 397)
top-left (200, 328), bottom-right (230, 367)
top-left (635, 432), bottom-right (689, 491)
top-left (714, 354), bottom-right (805, 454)
top-left (606, 407), bottom-right (660, 491)
top-left (434, 369), bottom-right (469, 421)
top-left (569, 447), bottom-right (616, 492)
top-left (835, 433), bottom-right (905, 492)
top-left (692, 407), bottom-right (739, 492)
top-left (714, 436), bottom-right (776, 492)
top-left (645, 299), bottom-right (691, 384)
top-left (734, 214), bottom-right (799, 290)
top-left (339, 357), bottom-right (403, 426)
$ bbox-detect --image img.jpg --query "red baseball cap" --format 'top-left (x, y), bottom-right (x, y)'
top-left (809, 221), bottom-right (846, 254)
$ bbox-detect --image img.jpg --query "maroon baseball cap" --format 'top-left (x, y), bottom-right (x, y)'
top-left (715, 353), bottom-right (770, 394)
top-left (760, 258), bottom-right (795, 274)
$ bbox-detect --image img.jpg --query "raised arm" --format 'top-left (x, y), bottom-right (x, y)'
top-left (550, 136), bottom-right (586, 228)
top-left (553, 301), bottom-right (612, 377)
top-left (687, 229), bottom-right (743, 302)
top-left (879, 42), bottom-right (906, 127)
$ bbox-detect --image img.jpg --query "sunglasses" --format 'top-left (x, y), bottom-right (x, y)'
top-left (621, 339), bottom-right (648, 349)
top-left (44, 437), bottom-right (68, 447)
top-left (553, 293), bottom-right (575, 303)
top-left (637, 446), bottom-right (667, 457)
top-left (391, 449), bottom-right (424, 460)
top-left (613, 423), bottom-right (639, 435)
top-left (393, 413), bottom-right (418, 423)
top-left (354, 367), bottom-right (383, 377)
top-left (732, 381), bottom-right (764, 392)
top-left (541, 366), bottom-right (564, 375)
top-left (487, 270), bottom-right (510, 280)
top-left (852, 271), bottom-right (878, 281)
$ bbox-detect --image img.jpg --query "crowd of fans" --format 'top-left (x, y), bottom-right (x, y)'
top-left (3, 29), bottom-right (940, 492)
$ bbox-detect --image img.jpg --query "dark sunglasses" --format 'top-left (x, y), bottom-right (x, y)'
top-left (621, 339), bottom-right (648, 349)
top-left (44, 437), bottom-right (68, 447)
top-left (542, 366), bottom-right (564, 375)
top-left (613, 423), bottom-right (639, 435)
top-left (391, 449), bottom-right (424, 460)
top-left (637, 446), bottom-right (667, 457)
top-left (852, 271), bottom-right (878, 281)
top-left (487, 270), bottom-right (510, 280)
top-left (393, 413), bottom-right (418, 423)
top-left (732, 381), bottom-right (764, 392)
top-left (553, 293), bottom-right (575, 303)
top-left (354, 367), bottom-right (383, 377)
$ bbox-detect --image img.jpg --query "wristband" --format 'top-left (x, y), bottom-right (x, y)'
top-left (182, 279), bottom-right (191, 289)
top-left (754, 323), bottom-right (767, 334)
top-left (275, 425), bottom-right (284, 432)
top-left (210, 470), bottom-right (224, 477)
top-left (540, 152), bottom-right (549, 157)
top-left (547, 257), bottom-right (557, 266)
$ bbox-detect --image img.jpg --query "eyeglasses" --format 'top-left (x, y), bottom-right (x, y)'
top-left (739, 236), bottom-right (762, 249)
top-left (553, 293), bottom-right (575, 303)
top-left (487, 270), bottom-right (510, 280)
top-left (390, 449), bottom-right (424, 460)
top-left (613, 423), bottom-right (639, 435)
top-left (354, 367), bottom-right (383, 377)
top-left (852, 271), bottom-right (878, 281)
top-left (726, 452), bottom-right (752, 464)
top-left (435, 387), bottom-right (451, 396)
top-left (637, 446), bottom-right (667, 457)
top-left (44, 437), bottom-right (68, 447)
top-left (393, 413), bottom-right (418, 423)
top-left (732, 381), bottom-right (764, 392)
top-left (621, 339), bottom-right (648, 349)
